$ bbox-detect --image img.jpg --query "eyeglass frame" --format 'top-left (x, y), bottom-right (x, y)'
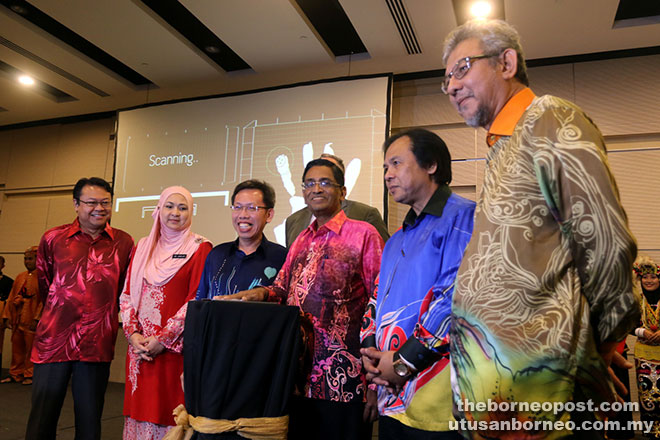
top-left (230, 204), bottom-right (271, 213)
top-left (301, 179), bottom-right (342, 191)
top-left (441, 53), bottom-right (499, 94)
top-left (76, 199), bottom-right (112, 208)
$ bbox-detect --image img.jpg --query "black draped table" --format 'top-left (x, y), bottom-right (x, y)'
top-left (183, 300), bottom-right (301, 440)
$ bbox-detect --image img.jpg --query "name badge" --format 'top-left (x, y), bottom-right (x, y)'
top-left (173, 254), bottom-right (187, 259)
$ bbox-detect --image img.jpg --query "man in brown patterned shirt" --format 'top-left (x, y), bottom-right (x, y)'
top-left (442, 19), bottom-right (639, 439)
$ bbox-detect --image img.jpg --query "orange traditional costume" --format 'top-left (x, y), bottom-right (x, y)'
top-left (2, 250), bottom-right (42, 383)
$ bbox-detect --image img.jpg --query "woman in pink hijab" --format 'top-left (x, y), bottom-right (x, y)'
top-left (119, 186), bottom-right (212, 440)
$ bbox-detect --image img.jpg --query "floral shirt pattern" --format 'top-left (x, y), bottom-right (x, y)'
top-left (32, 218), bottom-right (133, 363)
top-left (120, 242), bottom-right (211, 395)
top-left (267, 210), bottom-right (383, 402)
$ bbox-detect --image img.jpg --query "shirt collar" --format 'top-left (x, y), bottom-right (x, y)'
top-left (403, 185), bottom-right (452, 227)
top-left (66, 218), bottom-right (114, 239)
top-left (311, 209), bottom-right (347, 235)
top-left (486, 87), bottom-right (536, 147)
top-left (231, 235), bottom-right (269, 257)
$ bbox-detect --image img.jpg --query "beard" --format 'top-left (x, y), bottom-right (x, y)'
top-left (464, 103), bottom-right (493, 128)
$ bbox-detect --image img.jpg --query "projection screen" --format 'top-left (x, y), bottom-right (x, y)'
top-left (113, 75), bottom-right (391, 246)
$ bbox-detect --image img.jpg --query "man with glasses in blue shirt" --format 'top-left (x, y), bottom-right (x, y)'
top-left (196, 179), bottom-right (287, 300)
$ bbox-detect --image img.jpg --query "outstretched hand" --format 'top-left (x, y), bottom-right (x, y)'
top-left (214, 287), bottom-right (268, 302)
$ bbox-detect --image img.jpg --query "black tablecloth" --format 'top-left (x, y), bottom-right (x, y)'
top-left (184, 300), bottom-right (300, 439)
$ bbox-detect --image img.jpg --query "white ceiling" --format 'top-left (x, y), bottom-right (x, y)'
top-left (1, 0), bottom-right (659, 127)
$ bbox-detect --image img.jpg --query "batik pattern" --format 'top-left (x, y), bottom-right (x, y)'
top-left (268, 210), bottom-right (383, 403)
top-left (451, 95), bottom-right (639, 439)
top-left (33, 219), bottom-right (133, 363)
top-left (361, 191), bottom-right (475, 431)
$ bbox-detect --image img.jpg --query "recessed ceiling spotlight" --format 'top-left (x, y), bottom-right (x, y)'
top-left (18, 75), bottom-right (35, 86)
top-left (205, 45), bottom-right (220, 54)
top-left (452, 0), bottom-right (504, 24)
top-left (10, 4), bottom-right (28, 14)
top-left (470, 1), bottom-right (492, 18)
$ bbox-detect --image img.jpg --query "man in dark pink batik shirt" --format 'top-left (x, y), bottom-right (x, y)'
top-left (26, 177), bottom-right (133, 440)
top-left (222, 159), bottom-right (384, 440)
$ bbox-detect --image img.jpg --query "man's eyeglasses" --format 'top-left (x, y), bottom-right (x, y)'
top-left (77, 199), bottom-right (111, 208)
top-left (301, 179), bottom-right (341, 191)
top-left (441, 54), bottom-right (497, 94)
top-left (230, 205), bottom-right (269, 212)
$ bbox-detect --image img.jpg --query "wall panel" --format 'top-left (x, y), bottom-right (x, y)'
top-left (434, 126), bottom-right (479, 160)
top-left (0, 195), bottom-right (50, 252)
top-left (575, 55), bottom-right (660, 136)
top-left (5, 125), bottom-right (59, 189)
top-left (0, 131), bottom-right (12, 186)
top-left (527, 64), bottom-right (575, 103)
top-left (53, 119), bottom-right (115, 185)
top-left (608, 149), bottom-right (660, 251)
top-left (392, 93), bottom-right (464, 128)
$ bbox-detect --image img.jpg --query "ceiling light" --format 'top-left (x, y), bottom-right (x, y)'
top-left (10, 4), bottom-right (28, 14)
top-left (204, 46), bottom-right (220, 54)
top-left (452, 0), bottom-right (504, 24)
top-left (470, 1), bottom-right (492, 18)
top-left (18, 75), bottom-right (35, 86)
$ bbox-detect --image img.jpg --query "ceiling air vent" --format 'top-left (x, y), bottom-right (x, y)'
top-left (385, 0), bottom-right (421, 55)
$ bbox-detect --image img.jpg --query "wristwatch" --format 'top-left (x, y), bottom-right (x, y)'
top-left (392, 352), bottom-right (414, 378)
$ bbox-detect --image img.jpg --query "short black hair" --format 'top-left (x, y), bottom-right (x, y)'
top-left (73, 177), bottom-right (113, 200)
top-left (0, 256), bottom-right (5, 265)
top-left (231, 179), bottom-right (276, 209)
top-left (302, 159), bottom-right (345, 187)
top-left (383, 129), bottom-right (452, 185)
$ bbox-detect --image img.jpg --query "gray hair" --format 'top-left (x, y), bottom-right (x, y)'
top-left (442, 19), bottom-right (529, 87)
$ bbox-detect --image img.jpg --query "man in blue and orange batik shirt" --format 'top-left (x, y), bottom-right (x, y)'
top-left (361, 129), bottom-right (474, 440)
top-left (442, 19), bottom-right (638, 439)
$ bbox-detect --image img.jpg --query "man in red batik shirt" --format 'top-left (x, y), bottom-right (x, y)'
top-left (25, 177), bottom-right (133, 440)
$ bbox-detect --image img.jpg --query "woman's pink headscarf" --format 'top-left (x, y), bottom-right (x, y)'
top-left (128, 186), bottom-right (208, 310)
